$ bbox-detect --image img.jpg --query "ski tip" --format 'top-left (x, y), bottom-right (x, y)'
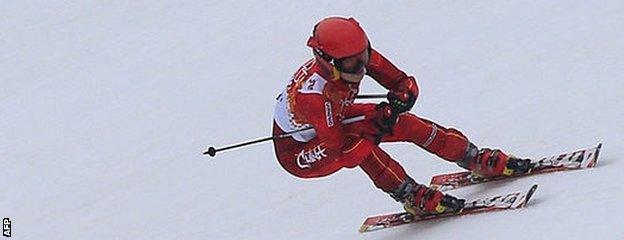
top-left (524, 184), bottom-right (539, 205)
top-left (530, 184), bottom-right (538, 193)
top-left (589, 143), bottom-right (603, 168)
top-left (596, 143), bottom-right (603, 156)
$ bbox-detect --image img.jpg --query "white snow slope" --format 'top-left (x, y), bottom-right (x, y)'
top-left (2, 1), bottom-right (623, 239)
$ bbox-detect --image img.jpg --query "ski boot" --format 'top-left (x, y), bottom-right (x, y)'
top-left (390, 177), bottom-right (465, 216)
top-left (458, 142), bottom-right (532, 177)
top-left (505, 155), bottom-right (532, 176)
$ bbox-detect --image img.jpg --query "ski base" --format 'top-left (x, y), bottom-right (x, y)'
top-left (359, 184), bottom-right (538, 233)
top-left (430, 143), bottom-right (601, 191)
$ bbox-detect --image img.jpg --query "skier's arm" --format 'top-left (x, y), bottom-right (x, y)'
top-left (366, 49), bottom-right (419, 113)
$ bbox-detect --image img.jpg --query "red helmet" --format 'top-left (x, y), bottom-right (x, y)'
top-left (307, 17), bottom-right (369, 60)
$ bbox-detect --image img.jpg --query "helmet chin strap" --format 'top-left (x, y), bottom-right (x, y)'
top-left (332, 66), bottom-right (341, 81)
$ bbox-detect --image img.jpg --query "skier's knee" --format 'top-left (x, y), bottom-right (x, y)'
top-left (341, 138), bottom-right (376, 168)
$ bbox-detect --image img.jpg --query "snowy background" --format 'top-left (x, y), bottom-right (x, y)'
top-left (2, 1), bottom-right (623, 239)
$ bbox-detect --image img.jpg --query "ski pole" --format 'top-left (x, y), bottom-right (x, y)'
top-left (203, 115), bottom-right (366, 157)
top-left (355, 93), bottom-right (386, 99)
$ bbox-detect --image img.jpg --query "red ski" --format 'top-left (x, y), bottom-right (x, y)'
top-left (359, 184), bottom-right (538, 233)
top-left (430, 143), bottom-right (601, 191)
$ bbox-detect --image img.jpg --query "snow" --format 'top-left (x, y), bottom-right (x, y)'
top-left (2, 1), bottom-right (623, 239)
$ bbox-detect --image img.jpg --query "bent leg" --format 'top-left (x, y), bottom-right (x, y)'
top-left (351, 138), bottom-right (408, 192)
top-left (382, 113), bottom-right (470, 163)
top-left (381, 114), bottom-right (528, 177)
top-left (351, 137), bottom-right (464, 214)
top-left (342, 104), bottom-right (470, 163)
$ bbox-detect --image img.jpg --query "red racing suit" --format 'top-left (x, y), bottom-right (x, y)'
top-left (272, 49), bottom-right (470, 193)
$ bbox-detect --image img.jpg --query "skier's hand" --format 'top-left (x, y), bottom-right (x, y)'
top-left (388, 77), bottom-right (418, 113)
top-left (387, 91), bottom-right (415, 113)
top-left (365, 102), bottom-right (398, 142)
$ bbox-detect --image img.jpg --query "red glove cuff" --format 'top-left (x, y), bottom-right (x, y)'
top-left (395, 76), bottom-right (419, 100)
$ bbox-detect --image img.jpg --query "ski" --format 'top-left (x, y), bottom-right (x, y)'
top-left (430, 143), bottom-right (602, 191)
top-left (359, 184), bottom-right (538, 233)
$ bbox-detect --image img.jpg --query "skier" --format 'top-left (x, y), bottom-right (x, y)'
top-left (272, 16), bottom-right (531, 216)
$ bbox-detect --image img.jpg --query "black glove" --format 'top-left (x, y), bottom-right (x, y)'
top-left (371, 102), bottom-right (398, 139)
top-left (387, 91), bottom-right (416, 113)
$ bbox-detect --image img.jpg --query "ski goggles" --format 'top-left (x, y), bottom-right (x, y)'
top-left (334, 48), bottom-right (370, 74)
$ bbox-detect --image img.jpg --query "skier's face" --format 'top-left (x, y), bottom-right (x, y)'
top-left (336, 48), bottom-right (370, 83)
top-left (336, 48), bottom-right (370, 74)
